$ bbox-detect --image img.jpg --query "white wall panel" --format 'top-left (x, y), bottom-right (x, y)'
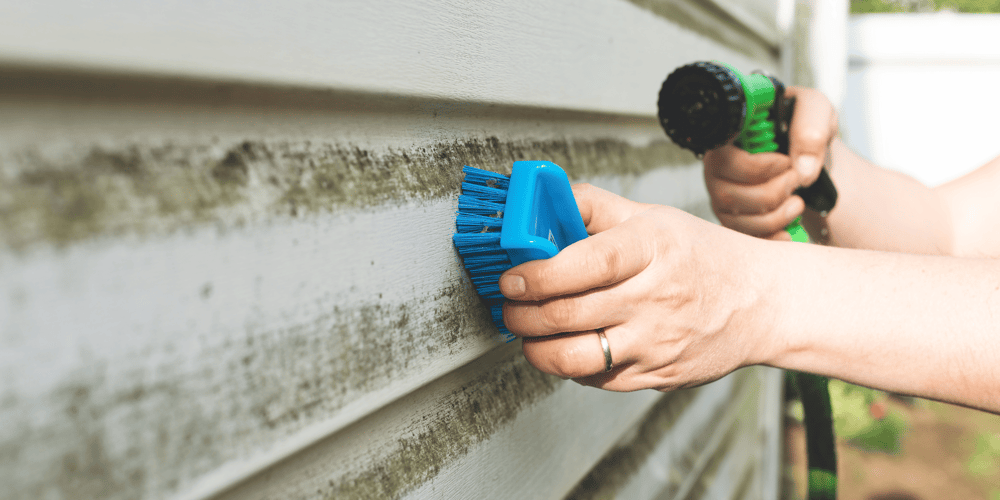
top-left (0, 1), bottom-right (789, 499)
top-left (844, 13), bottom-right (1000, 186)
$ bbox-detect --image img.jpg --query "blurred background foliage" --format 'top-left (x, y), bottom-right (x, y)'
top-left (851, 0), bottom-right (1000, 12)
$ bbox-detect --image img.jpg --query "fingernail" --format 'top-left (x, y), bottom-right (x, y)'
top-left (499, 274), bottom-right (525, 298)
top-left (796, 155), bottom-right (817, 178)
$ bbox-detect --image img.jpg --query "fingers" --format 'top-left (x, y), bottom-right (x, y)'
top-left (704, 144), bottom-right (791, 185)
top-left (522, 329), bottom-right (629, 379)
top-left (503, 285), bottom-right (630, 337)
top-left (499, 216), bottom-right (653, 301)
top-left (707, 163), bottom-right (802, 215)
top-left (785, 86), bottom-right (838, 186)
top-left (715, 195), bottom-right (804, 238)
top-left (571, 183), bottom-right (647, 234)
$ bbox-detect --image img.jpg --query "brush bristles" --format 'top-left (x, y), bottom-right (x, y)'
top-left (453, 165), bottom-right (516, 343)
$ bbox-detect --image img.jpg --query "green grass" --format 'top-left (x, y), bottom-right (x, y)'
top-left (967, 431), bottom-right (1000, 476)
top-left (828, 379), bottom-right (908, 454)
top-left (851, 0), bottom-right (1000, 13)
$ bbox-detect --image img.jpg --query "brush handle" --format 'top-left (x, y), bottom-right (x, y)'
top-left (501, 161), bottom-right (588, 266)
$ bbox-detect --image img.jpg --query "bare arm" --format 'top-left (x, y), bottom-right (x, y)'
top-left (706, 86), bottom-right (1000, 259)
top-left (801, 139), bottom-right (953, 255)
top-left (500, 185), bottom-right (1000, 415)
top-left (936, 153), bottom-right (1000, 257)
top-left (763, 238), bottom-right (1000, 413)
top-left (803, 139), bottom-right (1000, 258)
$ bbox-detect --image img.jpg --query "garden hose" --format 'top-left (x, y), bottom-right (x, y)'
top-left (657, 61), bottom-right (839, 500)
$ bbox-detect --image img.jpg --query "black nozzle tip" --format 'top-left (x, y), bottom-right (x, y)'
top-left (657, 62), bottom-right (746, 156)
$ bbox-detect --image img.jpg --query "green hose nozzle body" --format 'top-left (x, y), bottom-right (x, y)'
top-left (657, 61), bottom-right (838, 242)
top-left (722, 64), bottom-right (779, 154)
top-left (720, 63), bottom-right (809, 241)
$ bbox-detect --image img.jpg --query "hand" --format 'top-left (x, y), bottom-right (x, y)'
top-left (702, 86), bottom-right (839, 240)
top-left (499, 184), bottom-right (777, 392)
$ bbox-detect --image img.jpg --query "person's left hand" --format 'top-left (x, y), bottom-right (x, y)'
top-left (499, 184), bottom-right (779, 391)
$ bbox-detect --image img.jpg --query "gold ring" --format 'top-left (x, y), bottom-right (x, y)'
top-left (597, 329), bottom-right (612, 373)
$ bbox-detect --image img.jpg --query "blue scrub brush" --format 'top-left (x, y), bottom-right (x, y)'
top-left (453, 161), bottom-right (589, 342)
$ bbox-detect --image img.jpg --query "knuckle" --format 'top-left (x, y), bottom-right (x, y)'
top-left (572, 182), bottom-right (596, 195)
top-left (710, 184), bottom-right (736, 210)
top-left (589, 243), bottom-right (624, 283)
top-left (530, 264), bottom-right (557, 297)
top-left (540, 299), bottom-right (576, 332)
top-left (762, 182), bottom-right (791, 210)
top-left (549, 347), bottom-right (587, 379)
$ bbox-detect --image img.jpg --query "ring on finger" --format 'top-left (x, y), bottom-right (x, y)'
top-left (597, 329), bottom-right (612, 373)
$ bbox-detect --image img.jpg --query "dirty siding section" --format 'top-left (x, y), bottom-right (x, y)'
top-left (0, 1), bottom-right (792, 499)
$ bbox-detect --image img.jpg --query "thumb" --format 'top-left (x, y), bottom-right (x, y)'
top-left (785, 86), bottom-right (838, 187)
top-left (571, 183), bottom-right (647, 234)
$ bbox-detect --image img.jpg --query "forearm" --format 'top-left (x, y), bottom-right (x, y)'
top-left (760, 240), bottom-right (1000, 413)
top-left (801, 139), bottom-right (953, 255)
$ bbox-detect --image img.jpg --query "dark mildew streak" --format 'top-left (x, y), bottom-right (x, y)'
top-left (0, 280), bottom-right (495, 500)
top-left (0, 136), bottom-right (689, 252)
top-left (566, 369), bottom-right (756, 500)
top-left (327, 348), bottom-right (561, 500)
top-left (208, 345), bottom-right (563, 500)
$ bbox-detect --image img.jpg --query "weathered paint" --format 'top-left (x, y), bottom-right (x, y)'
top-left (0, 136), bottom-right (689, 252)
top-left (208, 344), bottom-right (662, 500)
top-left (682, 395), bottom-right (766, 500)
top-left (329, 346), bottom-right (561, 500)
top-left (0, 0), bottom-right (793, 498)
top-left (566, 368), bottom-right (757, 500)
top-left (675, 373), bottom-right (766, 500)
top-left (0, 165), bottom-right (718, 500)
top-left (0, 87), bottom-right (713, 500)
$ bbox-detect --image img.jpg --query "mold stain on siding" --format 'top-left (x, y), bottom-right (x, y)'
top-left (566, 369), bottom-right (756, 500)
top-left (1, 278), bottom-right (501, 500)
top-left (0, 129), bottom-right (702, 500)
top-left (208, 345), bottom-right (563, 500)
top-left (679, 417), bottom-right (745, 500)
top-left (327, 349), bottom-right (561, 500)
top-left (0, 137), bottom-right (690, 252)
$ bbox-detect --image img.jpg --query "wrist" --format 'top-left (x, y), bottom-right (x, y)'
top-left (740, 235), bottom-right (795, 367)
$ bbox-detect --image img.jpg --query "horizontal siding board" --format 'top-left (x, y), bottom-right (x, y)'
top-left (622, 0), bottom-right (779, 57)
top-left (0, 74), bottom-right (698, 252)
top-left (0, 0), bottom-right (777, 116)
top-left (208, 344), bottom-right (663, 500)
top-left (565, 367), bottom-right (781, 500)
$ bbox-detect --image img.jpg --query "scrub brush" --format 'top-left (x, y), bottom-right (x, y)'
top-left (453, 161), bottom-right (589, 342)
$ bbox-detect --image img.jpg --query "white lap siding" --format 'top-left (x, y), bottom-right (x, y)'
top-left (0, 1), bottom-right (792, 499)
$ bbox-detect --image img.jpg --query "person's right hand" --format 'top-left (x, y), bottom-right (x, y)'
top-left (702, 86), bottom-right (839, 240)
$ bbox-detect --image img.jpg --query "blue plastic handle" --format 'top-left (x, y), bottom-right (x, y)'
top-left (500, 161), bottom-right (589, 266)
